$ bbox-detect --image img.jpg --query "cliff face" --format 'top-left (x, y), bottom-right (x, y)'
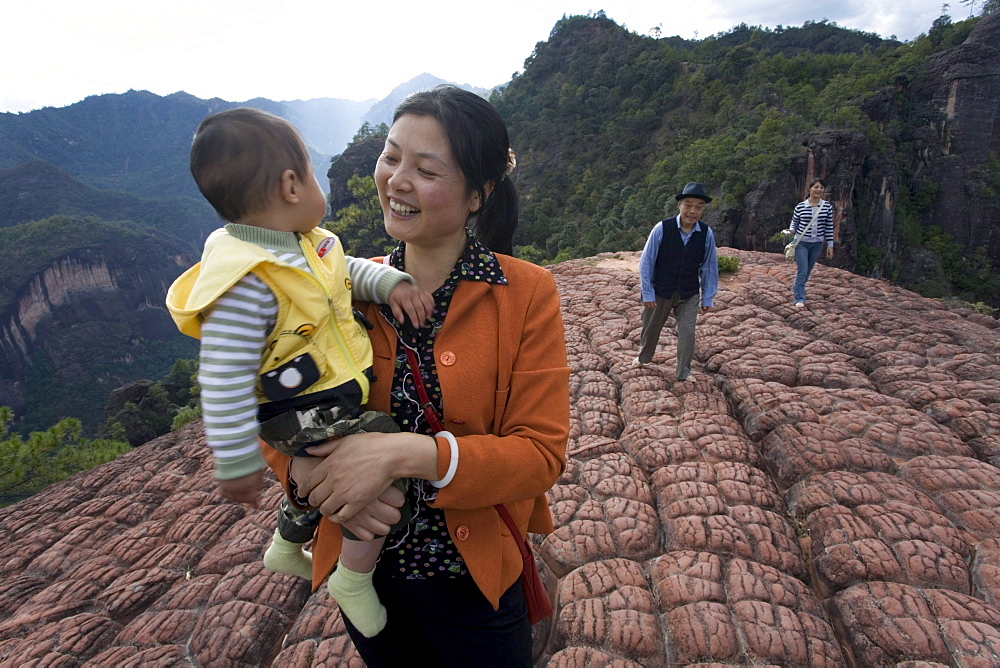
top-left (920, 12), bottom-right (1000, 255)
top-left (5, 258), bottom-right (115, 349)
top-left (0, 257), bottom-right (113, 413)
top-left (730, 12), bottom-right (999, 286)
top-left (724, 131), bottom-right (877, 273)
top-left (0, 242), bottom-right (198, 432)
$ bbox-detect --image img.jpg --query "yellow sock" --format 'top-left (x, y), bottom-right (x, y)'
top-left (327, 561), bottom-right (386, 637)
top-left (262, 528), bottom-right (313, 580)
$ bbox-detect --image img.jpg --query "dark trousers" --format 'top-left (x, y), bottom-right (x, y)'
top-left (343, 566), bottom-right (532, 667)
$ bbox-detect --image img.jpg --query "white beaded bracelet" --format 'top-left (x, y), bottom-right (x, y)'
top-left (430, 431), bottom-right (459, 488)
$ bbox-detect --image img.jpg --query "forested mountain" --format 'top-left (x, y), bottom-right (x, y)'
top-left (0, 91), bottom-right (221, 199)
top-left (491, 11), bottom-right (998, 304)
top-left (0, 77), bottom-right (462, 435)
top-left (0, 160), bottom-right (216, 242)
top-left (330, 11), bottom-right (1000, 308)
top-left (0, 215), bottom-right (198, 432)
top-left (0, 90), bottom-right (371, 199)
top-left (0, 79), bottom-right (487, 202)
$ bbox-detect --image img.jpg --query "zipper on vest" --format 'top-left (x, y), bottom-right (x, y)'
top-left (298, 236), bottom-right (367, 391)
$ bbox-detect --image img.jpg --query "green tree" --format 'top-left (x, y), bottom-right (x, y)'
top-left (328, 123), bottom-right (389, 214)
top-left (99, 418), bottom-right (129, 442)
top-left (516, 244), bottom-right (546, 265)
top-left (171, 406), bottom-right (202, 431)
top-left (162, 358), bottom-right (199, 408)
top-left (0, 408), bottom-right (129, 507)
top-left (959, 0), bottom-right (999, 14)
top-left (325, 174), bottom-right (394, 257)
top-left (718, 255), bottom-right (741, 273)
top-left (352, 121), bottom-right (389, 143)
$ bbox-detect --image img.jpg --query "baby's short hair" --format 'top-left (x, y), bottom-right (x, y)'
top-left (190, 108), bottom-right (310, 222)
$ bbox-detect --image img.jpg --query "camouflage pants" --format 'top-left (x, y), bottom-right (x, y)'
top-left (260, 408), bottom-right (400, 457)
top-left (262, 408), bottom-right (411, 544)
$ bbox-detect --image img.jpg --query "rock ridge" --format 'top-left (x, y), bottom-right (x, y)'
top-left (1, 249), bottom-right (999, 666)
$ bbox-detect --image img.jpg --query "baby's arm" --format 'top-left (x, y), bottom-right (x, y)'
top-left (199, 272), bottom-right (276, 505)
top-left (345, 256), bottom-right (433, 327)
top-left (387, 282), bottom-right (434, 328)
top-left (217, 470), bottom-right (265, 505)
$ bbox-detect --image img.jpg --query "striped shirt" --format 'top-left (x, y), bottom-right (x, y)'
top-left (199, 224), bottom-right (407, 480)
top-left (789, 199), bottom-right (835, 246)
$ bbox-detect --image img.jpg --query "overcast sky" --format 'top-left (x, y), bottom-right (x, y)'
top-left (0, 0), bottom-right (961, 114)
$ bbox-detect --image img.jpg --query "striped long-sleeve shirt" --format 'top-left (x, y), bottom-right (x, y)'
top-left (789, 199), bottom-right (835, 246)
top-left (198, 225), bottom-right (407, 479)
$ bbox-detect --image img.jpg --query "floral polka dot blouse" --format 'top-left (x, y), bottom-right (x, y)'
top-left (379, 235), bottom-right (507, 579)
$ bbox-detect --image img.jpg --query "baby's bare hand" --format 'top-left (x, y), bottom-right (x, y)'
top-left (217, 470), bottom-right (264, 507)
top-left (388, 281), bottom-right (434, 327)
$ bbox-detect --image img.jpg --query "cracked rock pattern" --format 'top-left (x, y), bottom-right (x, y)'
top-left (830, 583), bottom-right (1000, 666)
top-left (2, 250), bottom-right (1000, 666)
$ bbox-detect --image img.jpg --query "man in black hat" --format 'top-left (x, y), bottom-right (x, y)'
top-left (635, 182), bottom-right (719, 381)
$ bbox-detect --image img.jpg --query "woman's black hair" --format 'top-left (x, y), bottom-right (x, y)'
top-left (808, 177), bottom-right (826, 188)
top-left (393, 85), bottom-right (517, 255)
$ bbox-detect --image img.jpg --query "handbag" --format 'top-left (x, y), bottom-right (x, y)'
top-left (784, 203), bottom-right (822, 261)
top-left (402, 344), bottom-right (554, 625)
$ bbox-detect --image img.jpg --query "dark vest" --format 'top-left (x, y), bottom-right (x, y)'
top-left (653, 217), bottom-right (707, 300)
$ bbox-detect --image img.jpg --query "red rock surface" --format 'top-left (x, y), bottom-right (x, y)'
top-left (2, 249), bottom-right (999, 666)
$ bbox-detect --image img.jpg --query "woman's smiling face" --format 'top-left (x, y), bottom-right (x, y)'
top-left (374, 114), bottom-right (482, 250)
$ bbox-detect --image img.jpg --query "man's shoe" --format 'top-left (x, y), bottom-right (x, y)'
top-left (794, 301), bottom-right (805, 308)
top-left (632, 357), bottom-right (645, 368)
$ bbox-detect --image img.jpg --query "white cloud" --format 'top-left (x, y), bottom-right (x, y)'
top-left (0, 0), bottom-right (949, 113)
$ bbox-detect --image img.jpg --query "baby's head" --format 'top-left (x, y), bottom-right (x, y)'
top-left (190, 108), bottom-right (311, 223)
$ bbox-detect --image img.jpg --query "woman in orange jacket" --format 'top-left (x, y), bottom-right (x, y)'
top-left (262, 85), bottom-right (570, 666)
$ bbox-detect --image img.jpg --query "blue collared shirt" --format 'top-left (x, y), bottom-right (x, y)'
top-left (639, 216), bottom-right (718, 306)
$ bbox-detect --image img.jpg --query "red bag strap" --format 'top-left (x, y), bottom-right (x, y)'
top-left (402, 342), bottom-right (528, 556)
top-left (494, 501), bottom-right (530, 560)
top-left (403, 345), bottom-right (446, 434)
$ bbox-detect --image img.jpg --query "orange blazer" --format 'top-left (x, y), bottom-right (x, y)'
top-left (263, 253), bottom-right (570, 609)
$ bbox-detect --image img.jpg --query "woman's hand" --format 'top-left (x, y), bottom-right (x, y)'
top-left (338, 485), bottom-right (407, 541)
top-left (294, 430), bottom-right (438, 524)
top-left (290, 449), bottom-right (406, 539)
top-left (295, 432), bottom-right (396, 522)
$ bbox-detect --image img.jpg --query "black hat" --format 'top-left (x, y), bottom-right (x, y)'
top-left (675, 182), bottom-right (712, 203)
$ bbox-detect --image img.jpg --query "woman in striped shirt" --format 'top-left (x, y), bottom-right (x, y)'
top-left (787, 178), bottom-right (835, 306)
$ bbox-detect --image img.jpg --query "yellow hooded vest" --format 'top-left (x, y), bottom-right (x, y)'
top-left (166, 226), bottom-right (372, 405)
